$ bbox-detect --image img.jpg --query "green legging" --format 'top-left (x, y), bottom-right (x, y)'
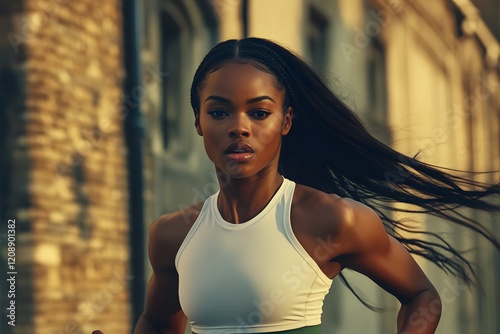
top-left (192, 324), bottom-right (322, 334)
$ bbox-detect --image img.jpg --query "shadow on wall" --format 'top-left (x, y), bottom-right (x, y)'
top-left (0, 67), bottom-right (36, 334)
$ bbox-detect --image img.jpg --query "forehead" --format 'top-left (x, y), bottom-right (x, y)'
top-left (200, 62), bottom-right (283, 100)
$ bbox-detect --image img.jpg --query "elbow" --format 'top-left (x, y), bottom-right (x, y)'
top-left (429, 288), bottom-right (442, 320)
top-left (415, 289), bottom-right (442, 333)
top-left (411, 287), bottom-right (442, 319)
top-left (424, 288), bottom-right (442, 319)
top-left (398, 288), bottom-right (442, 334)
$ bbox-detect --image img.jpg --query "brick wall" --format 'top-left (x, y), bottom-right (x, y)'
top-left (1, 0), bottom-right (131, 333)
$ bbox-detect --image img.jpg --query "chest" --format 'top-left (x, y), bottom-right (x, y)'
top-left (176, 216), bottom-right (332, 326)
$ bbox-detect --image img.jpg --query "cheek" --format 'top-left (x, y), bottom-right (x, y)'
top-left (200, 124), bottom-right (226, 158)
top-left (202, 131), bottom-right (221, 151)
top-left (200, 119), bottom-right (225, 139)
top-left (256, 122), bottom-right (284, 147)
top-left (259, 131), bottom-right (277, 147)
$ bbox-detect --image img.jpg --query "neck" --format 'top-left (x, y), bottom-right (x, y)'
top-left (215, 170), bottom-right (284, 224)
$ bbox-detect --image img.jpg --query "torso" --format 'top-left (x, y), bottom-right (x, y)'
top-left (158, 182), bottom-right (349, 280)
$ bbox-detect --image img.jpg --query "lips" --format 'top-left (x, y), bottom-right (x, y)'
top-left (224, 141), bottom-right (255, 154)
top-left (224, 142), bottom-right (255, 163)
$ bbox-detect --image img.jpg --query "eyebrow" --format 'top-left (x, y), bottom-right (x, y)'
top-left (204, 95), bottom-right (276, 104)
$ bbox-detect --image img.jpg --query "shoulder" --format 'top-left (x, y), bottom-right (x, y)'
top-left (292, 184), bottom-right (344, 232)
top-left (293, 183), bottom-right (388, 257)
top-left (148, 201), bottom-right (205, 272)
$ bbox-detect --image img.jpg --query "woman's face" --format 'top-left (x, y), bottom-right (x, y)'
top-left (196, 62), bottom-right (292, 179)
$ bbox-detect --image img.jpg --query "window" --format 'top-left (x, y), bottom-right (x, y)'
top-left (367, 36), bottom-right (388, 127)
top-left (160, 11), bottom-right (182, 150)
top-left (306, 6), bottom-right (329, 70)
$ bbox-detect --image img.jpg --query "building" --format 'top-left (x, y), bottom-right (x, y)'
top-left (1, 0), bottom-right (131, 333)
top-left (0, 0), bottom-right (498, 333)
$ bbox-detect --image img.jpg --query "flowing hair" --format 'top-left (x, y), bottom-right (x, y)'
top-left (189, 37), bottom-right (500, 309)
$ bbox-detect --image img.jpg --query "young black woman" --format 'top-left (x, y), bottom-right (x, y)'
top-left (93, 37), bottom-right (500, 334)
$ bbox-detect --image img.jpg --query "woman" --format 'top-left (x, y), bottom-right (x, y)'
top-left (93, 37), bottom-right (500, 334)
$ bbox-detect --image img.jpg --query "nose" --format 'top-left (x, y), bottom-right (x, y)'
top-left (228, 113), bottom-right (250, 138)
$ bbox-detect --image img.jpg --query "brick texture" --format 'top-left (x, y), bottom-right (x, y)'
top-left (1, 0), bottom-right (131, 333)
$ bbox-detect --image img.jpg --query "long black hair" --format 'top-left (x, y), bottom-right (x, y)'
top-left (189, 37), bottom-right (500, 309)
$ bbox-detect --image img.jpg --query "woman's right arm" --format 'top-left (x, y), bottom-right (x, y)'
top-left (133, 216), bottom-right (188, 334)
top-left (134, 272), bottom-right (187, 333)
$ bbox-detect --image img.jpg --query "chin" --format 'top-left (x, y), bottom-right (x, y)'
top-left (223, 167), bottom-right (253, 179)
top-left (217, 163), bottom-right (257, 180)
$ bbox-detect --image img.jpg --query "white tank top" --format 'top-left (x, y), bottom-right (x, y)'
top-left (175, 177), bottom-right (333, 333)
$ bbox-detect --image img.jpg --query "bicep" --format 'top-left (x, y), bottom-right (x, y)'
top-left (142, 270), bottom-right (187, 331)
top-left (346, 235), bottom-right (433, 304)
top-left (142, 217), bottom-right (187, 331)
top-left (339, 201), bottom-right (434, 304)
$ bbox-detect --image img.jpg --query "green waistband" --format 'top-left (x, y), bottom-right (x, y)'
top-left (192, 324), bottom-right (322, 334)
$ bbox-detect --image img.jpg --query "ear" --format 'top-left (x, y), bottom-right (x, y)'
top-left (194, 112), bottom-right (203, 136)
top-left (281, 106), bottom-right (293, 136)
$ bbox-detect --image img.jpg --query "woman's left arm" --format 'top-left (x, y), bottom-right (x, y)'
top-left (333, 198), bottom-right (442, 334)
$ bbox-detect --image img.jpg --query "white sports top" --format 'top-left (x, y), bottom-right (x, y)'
top-left (175, 177), bottom-right (333, 334)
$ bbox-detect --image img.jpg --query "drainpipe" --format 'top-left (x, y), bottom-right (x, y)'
top-left (122, 0), bottom-right (145, 327)
top-left (242, 0), bottom-right (248, 38)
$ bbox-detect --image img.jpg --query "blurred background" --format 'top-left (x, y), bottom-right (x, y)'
top-left (0, 0), bottom-right (499, 333)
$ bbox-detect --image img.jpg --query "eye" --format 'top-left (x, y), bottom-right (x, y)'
top-left (250, 110), bottom-right (271, 119)
top-left (207, 109), bottom-right (228, 119)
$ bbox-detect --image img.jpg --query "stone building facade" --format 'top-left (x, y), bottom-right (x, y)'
top-left (0, 0), bottom-right (498, 334)
top-left (374, 1), bottom-right (500, 333)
